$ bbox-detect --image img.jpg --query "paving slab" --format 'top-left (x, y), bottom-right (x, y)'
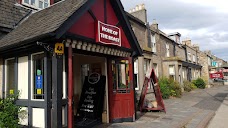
top-left (95, 86), bottom-right (228, 128)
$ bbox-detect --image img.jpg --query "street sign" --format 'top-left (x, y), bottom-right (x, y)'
top-left (36, 75), bottom-right (43, 89)
top-left (210, 72), bottom-right (224, 79)
top-left (55, 43), bottom-right (64, 55)
top-left (37, 89), bottom-right (42, 95)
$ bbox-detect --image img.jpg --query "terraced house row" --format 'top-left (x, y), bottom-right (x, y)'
top-left (0, 0), bottom-right (227, 128)
top-left (127, 4), bottom-right (228, 93)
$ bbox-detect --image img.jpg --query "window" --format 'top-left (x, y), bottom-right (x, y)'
top-left (144, 59), bottom-right (151, 74)
top-left (31, 53), bottom-right (45, 99)
top-left (166, 43), bottom-right (170, 57)
top-left (208, 57), bottom-right (211, 66)
top-left (5, 58), bottom-right (16, 96)
top-left (153, 63), bottom-right (158, 77)
top-left (193, 54), bottom-right (196, 62)
top-left (112, 60), bottom-right (131, 93)
top-left (151, 34), bottom-right (156, 52)
top-left (134, 59), bottom-right (139, 90)
top-left (22, 0), bottom-right (50, 9)
top-left (169, 65), bottom-right (175, 80)
top-left (188, 52), bottom-right (191, 61)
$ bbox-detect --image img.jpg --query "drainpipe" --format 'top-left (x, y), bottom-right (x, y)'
top-left (68, 44), bottom-right (73, 128)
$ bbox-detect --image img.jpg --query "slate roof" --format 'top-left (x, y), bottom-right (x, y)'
top-left (0, 0), bottom-right (142, 56)
top-left (0, 0), bottom-right (31, 30)
top-left (0, 0), bottom-right (88, 49)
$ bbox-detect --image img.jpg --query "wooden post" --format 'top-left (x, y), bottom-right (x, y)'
top-left (52, 53), bottom-right (63, 128)
top-left (68, 44), bottom-right (74, 128)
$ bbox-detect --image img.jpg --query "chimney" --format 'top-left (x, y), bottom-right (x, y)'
top-left (182, 38), bottom-right (191, 47)
top-left (168, 32), bottom-right (181, 43)
top-left (151, 19), bottom-right (158, 29)
top-left (192, 44), bottom-right (199, 51)
top-left (129, 4), bottom-right (147, 23)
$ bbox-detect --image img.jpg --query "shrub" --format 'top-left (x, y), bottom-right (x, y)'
top-left (0, 93), bottom-right (27, 128)
top-left (183, 80), bottom-right (192, 92)
top-left (158, 77), bottom-right (182, 99)
top-left (169, 79), bottom-right (182, 98)
top-left (192, 78), bottom-right (206, 89)
top-left (159, 77), bottom-right (170, 99)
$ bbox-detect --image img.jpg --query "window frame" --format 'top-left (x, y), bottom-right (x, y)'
top-left (193, 54), bottom-right (196, 62)
top-left (31, 52), bottom-right (45, 101)
top-left (151, 34), bottom-right (156, 53)
top-left (188, 52), bottom-right (191, 61)
top-left (134, 59), bottom-right (139, 90)
top-left (4, 58), bottom-right (16, 97)
top-left (166, 43), bottom-right (170, 57)
top-left (22, 0), bottom-right (50, 9)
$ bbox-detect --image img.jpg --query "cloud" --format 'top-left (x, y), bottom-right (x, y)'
top-left (121, 0), bottom-right (228, 61)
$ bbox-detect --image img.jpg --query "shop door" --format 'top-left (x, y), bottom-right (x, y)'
top-left (108, 58), bottom-right (135, 123)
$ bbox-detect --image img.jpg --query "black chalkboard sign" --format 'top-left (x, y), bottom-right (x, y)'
top-left (77, 73), bottom-right (106, 120)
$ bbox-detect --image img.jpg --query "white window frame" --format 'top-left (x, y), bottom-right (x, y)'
top-left (153, 63), bottom-right (158, 77)
top-left (166, 43), bottom-right (170, 57)
top-left (188, 52), bottom-right (191, 61)
top-left (134, 59), bottom-right (139, 90)
top-left (169, 65), bottom-right (175, 75)
top-left (193, 54), bottom-right (196, 62)
top-left (4, 58), bottom-right (16, 97)
top-left (22, 0), bottom-right (50, 9)
top-left (151, 34), bottom-right (156, 53)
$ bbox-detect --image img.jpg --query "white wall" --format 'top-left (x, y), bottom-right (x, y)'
top-left (18, 56), bottom-right (29, 99)
top-left (33, 108), bottom-right (45, 128)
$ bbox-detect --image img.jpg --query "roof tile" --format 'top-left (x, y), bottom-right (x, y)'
top-left (0, 0), bottom-right (87, 49)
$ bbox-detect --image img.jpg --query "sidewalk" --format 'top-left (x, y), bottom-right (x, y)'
top-left (208, 92), bottom-right (228, 128)
top-left (96, 85), bottom-right (228, 128)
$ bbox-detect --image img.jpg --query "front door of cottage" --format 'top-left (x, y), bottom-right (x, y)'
top-left (108, 57), bottom-right (135, 123)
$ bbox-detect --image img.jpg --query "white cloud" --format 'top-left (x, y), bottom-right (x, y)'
top-left (121, 0), bottom-right (228, 61)
top-left (176, 0), bottom-right (228, 13)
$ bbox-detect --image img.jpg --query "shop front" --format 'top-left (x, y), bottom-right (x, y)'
top-left (0, 0), bottom-right (142, 127)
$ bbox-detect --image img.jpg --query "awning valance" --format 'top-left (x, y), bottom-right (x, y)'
top-left (65, 39), bottom-right (131, 57)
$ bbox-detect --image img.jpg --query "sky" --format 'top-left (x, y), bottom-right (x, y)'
top-left (121, 0), bottom-right (228, 61)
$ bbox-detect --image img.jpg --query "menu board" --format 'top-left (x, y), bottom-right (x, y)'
top-left (77, 73), bottom-right (106, 119)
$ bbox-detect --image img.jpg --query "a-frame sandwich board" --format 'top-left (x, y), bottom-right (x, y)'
top-left (138, 68), bottom-right (166, 112)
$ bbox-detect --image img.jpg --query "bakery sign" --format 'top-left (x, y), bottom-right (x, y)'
top-left (96, 21), bottom-right (121, 46)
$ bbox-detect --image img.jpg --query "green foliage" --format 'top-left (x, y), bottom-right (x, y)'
top-left (183, 80), bottom-right (192, 92)
top-left (0, 93), bottom-right (27, 128)
top-left (183, 80), bottom-right (197, 92)
top-left (158, 77), bottom-right (182, 99)
top-left (192, 78), bottom-right (206, 89)
top-left (169, 79), bottom-right (182, 98)
top-left (159, 77), bottom-right (170, 99)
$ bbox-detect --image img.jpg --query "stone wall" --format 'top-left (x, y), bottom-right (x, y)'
top-left (199, 51), bottom-right (209, 84)
top-left (130, 20), bottom-right (147, 50)
top-left (175, 45), bottom-right (186, 61)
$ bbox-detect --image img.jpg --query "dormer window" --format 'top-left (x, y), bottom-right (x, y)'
top-left (22, 0), bottom-right (50, 9)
